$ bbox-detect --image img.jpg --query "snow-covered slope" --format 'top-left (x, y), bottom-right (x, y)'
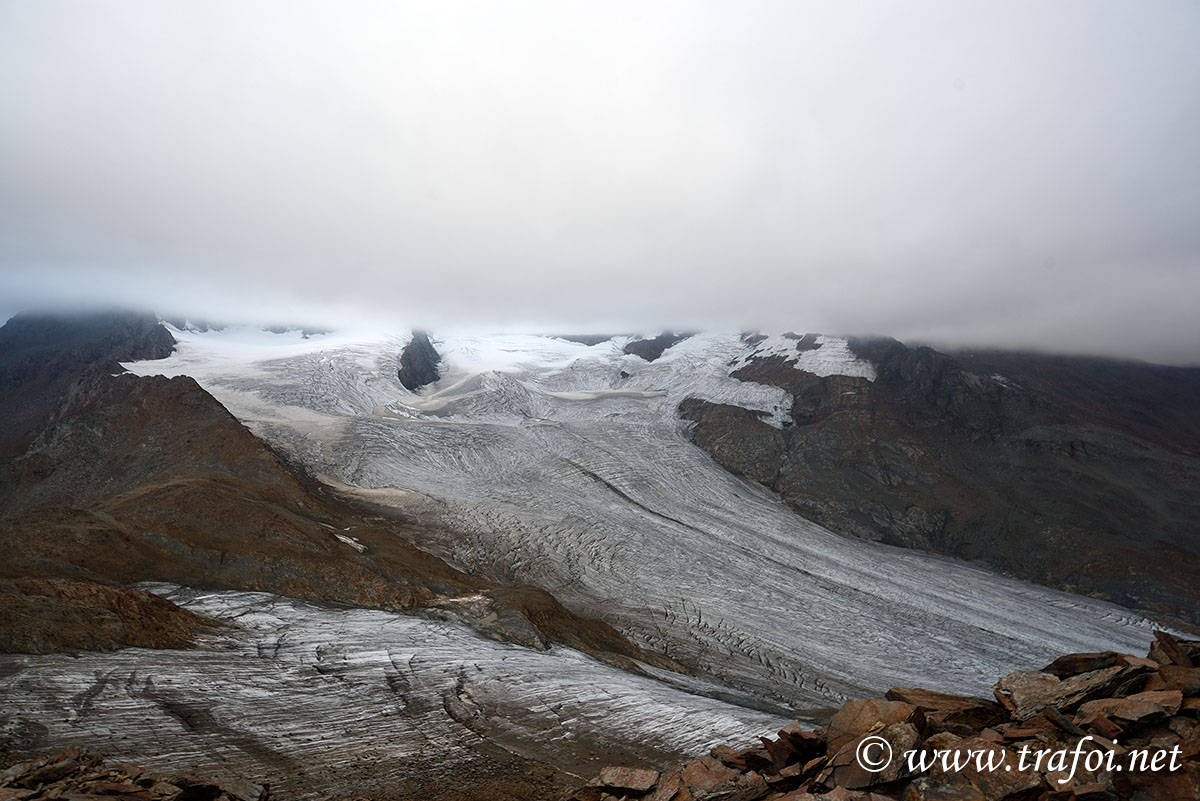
top-left (125, 327), bottom-right (1158, 708)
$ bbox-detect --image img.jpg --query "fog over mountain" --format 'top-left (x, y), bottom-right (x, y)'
top-left (1, 1), bottom-right (1198, 363)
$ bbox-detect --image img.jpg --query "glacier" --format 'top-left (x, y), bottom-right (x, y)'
top-left (0, 585), bottom-right (785, 796)
top-left (118, 326), bottom-right (1159, 710)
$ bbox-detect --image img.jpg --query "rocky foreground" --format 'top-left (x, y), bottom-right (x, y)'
top-left (563, 632), bottom-right (1200, 801)
top-left (0, 748), bottom-right (268, 801)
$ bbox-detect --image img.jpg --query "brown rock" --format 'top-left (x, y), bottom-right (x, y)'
top-left (16, 758), bottom-right (80, 789)
top-left (926, 737), bottom-right (1043, 801)
top-left (1153, 630), bottom-right (1195, 668)
top-left (904, 775), bottom-right (986, 801)
top-left (85, 781), bottom-right (145, 794)
top-left (997, 725), bottom-right (1045, 742)
top-left (598, 766), bottom-right (659, 794)
top-left (819, 722), bottom-right (919, 789)
top-left (885, 687), bottom-right (1006, 731)
top-left (1117, 654), bottom-right (1161, 670)
top-left (0, 791), bottom-right (37, 801)
top-left (1040, 653), bottom-right (1119, 678)
top-left (679, 757), bottom-right (740, 793)
top-left (776, 722), bottom-right (824, 759)
top-left (1144, 665), bottom-right (1200, 697)
top-left (644, 772), bottom-right (692, 801)
top-left (925, 731), bottom-right (963, 750)
top-left (1037, 707), bottom-right (1088, 738)
top-left (1121, 759), bottom-right (1200, 801)
top-left (778, 788), bottom-right (887, 801)
top-left (994, 666), bottom-right (1139, 721)
top-left (1075, 689), bottom-right (1183, 726)
top-left (711, 745), bottom-right (752, 771)
top-left (1087, 715), bottom-right (1124, 740)
top-left (704, 770), bottom-right (769, 801)
top-left (646, 786), bottom-right (690, 801)
top-left (1071, 784), bottom-right (1119, 801)
top-left (761, 737), bottom-right (797, 771)
top-left (993, 672), bottom-right (1060, 717)
top-left (826, 699), bottom-right (922, 754)
top-left (728, 746), bottom-right (775, 773)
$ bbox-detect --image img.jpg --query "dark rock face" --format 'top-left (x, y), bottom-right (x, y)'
top-left (678, 399), bottom-right (784, 486)
top-left (623, 332), bottom-right (693, 362)
top-left (564, 633), bottom-right (1200, 801)
top-left (0, 311), bottom-right (175, 457)
top-left (397, 330), bottom-right (441, 390)
top-left (680, 338), bottom-right (1200, 625)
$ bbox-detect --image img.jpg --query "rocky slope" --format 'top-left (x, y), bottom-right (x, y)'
top-left (0, 367), bottom-right (666, 667)
top-left (0, 578), bottom-right (218, 654)
top-left (681, 335), bottom-right (1200, 626)
top-left (563, 632), bottom-right (1200, 801)
top-left (0, 310), bottom-right (175, 458)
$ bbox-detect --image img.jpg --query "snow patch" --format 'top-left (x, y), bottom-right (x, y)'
top-left (734, 334), bottom-right (877, 381)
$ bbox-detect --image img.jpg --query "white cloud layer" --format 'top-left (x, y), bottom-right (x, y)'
top-left (1, 1), bottom-right (1198, 362)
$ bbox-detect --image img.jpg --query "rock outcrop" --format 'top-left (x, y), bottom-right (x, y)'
top-left (0, 311), bottom-right (174, 457)
top-left (624, 332), bottom-right (692, 362)
top-left (681, 337), bottom-right (1200, 626)
top-left (0, 578), bottom-right (217, 653)
top-left (397, 330), bottom-right (441, 390)
top-left (563, 632), bottom-right (1200, 801)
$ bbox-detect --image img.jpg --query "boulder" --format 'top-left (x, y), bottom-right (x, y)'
top-left (818, 722), bottom-right (920, 789)
top-left (598, 766), bottom-right (659, 794)
top-left (1144, 666), bottom-right (1200, 697)
top-left (885, 687), bottom-right (1007, 731)
top-left (1041, 653), bottom-right (1120, 678)
top-left (994, 666), bottom-right (1142, 721)
top-left (1150, 631), bottom-right (1197, 668)
top-left (776, 721), bottom-right (825, 759)
top-left (1075, 690), bottom-right (1183, 726)
top-left (827, 699), bottom-right (922, 753)
top-left (678, 756), bottom-right (740, 793)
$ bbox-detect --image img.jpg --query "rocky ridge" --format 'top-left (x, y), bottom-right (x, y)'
top-left (680, 334), bottom-right (1200, 626)
top-left (0, 578), bottom-right (218, 654)
top-left (564, 632), bottom-right (1200, 801)
top-left (623, 333), bottom-right (693, 362)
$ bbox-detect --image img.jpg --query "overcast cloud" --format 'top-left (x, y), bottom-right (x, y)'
top-left (1, 1), bottom-right (1198, 363)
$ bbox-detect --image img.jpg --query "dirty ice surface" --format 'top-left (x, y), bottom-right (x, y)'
top-left (0, 586), bottom-right (785, 796)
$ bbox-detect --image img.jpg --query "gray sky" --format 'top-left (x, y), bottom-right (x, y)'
top-left (2, 1), bottom-right (1198, 363)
